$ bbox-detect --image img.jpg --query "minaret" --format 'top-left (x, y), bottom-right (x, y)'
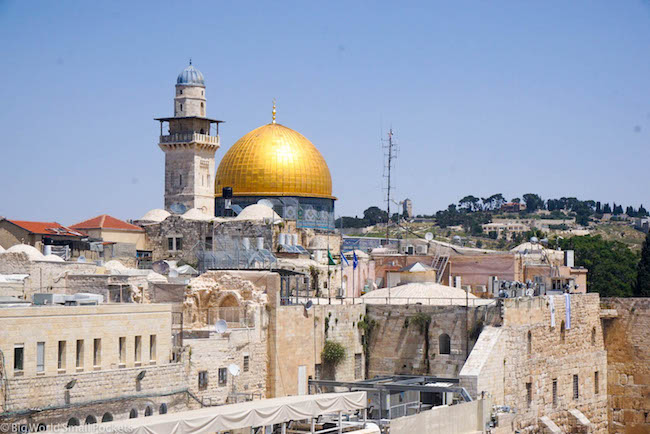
top-left (155, 61), bottom-right (223, 216)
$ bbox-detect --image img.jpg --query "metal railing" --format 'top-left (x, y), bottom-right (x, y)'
top-left (280, 296), bottom-right (497, 307)
top-left (206, 306), bottom-right (255, 328)
top-left (160, 132), bottom-right (220, 145)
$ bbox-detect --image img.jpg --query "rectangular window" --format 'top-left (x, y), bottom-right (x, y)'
top-left (573, 374), bottom-right (579, 400)
top-left (198, 371), bottom-right (208, 390)
top-left (119, 337), bottom-right (126, 365)
top-left (175, 237), bottom-right (183, 250)
top-left (14, 344), bottom-right (24, 372)
top-left (58, 341), bottom-right (66, 370)
top-left (134, 336), bottom-right (142, 363)
top-left (93, 339), bottom-right (101, 367)
top-left (37, 342), bottom-right (45, 373)
top-left (243, 355), bottom-right (249, 372)
top-left (552, 379), bottom-right (558, 407)
top-left (218, 367), bottom-right (228, 386)
top-left (205, 236), bottom-right (213, 250)
top-left (355, 353), bottom-right (363, 379)
top-left (526, 382), bottom-right (532, 407)
top-left (315, 364), bottom-right (322, 380)
top-left (76, 340), bottom-right (84, 369)
top-left (168, 238), bottom-right (174, 251)
top-left (149, 335), bottom-right (157, 362)
top-left (594, 371), bottom-right (599, 395)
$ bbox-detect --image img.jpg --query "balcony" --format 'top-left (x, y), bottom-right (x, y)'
top-left (159, 133), bottom-right (220, 146)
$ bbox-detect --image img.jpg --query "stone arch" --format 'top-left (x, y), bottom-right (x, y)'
top-left (439, 333), bottom-right (451, 355)
top-left (85, 415), bottom-right (97, 425)
top-left (101, 413), bottom-right (113, 423)
top-left (159, 403), bottom-right (168, 414)
top-left (144, 406), bottom-right (153, 417)
top-left (67, 418), bottom-right (80, 427)
top-left (217, 292), bottom-right (241, 308)
top-left (129, 409), bottom-right (138, 419)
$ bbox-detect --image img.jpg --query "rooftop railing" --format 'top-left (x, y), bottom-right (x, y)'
top-left (160, 132), bottom-right (220, 145)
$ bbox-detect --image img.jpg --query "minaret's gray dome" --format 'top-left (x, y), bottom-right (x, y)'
top-left (177, 63), bottom-right (205, 86)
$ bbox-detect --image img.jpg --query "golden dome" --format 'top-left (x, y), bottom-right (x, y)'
top-left (215, 123), bottom-right (334, 199)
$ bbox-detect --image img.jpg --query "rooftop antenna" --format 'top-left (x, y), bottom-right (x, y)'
top-left (382, 128), bottom-right (398, 243)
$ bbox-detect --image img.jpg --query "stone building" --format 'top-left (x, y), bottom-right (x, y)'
top-left (0, 219), bottom-right (89, 259)
top-left (155, 62), bottom-right (222, 216)
top-left (0, 304), bottom-right (188, 428)
top-left (460, 294), bottom-right (608, 432)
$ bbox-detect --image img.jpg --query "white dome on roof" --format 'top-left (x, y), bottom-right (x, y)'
top-left (42, 254), bottom-right (65, 262)
top-left (6, 244), bottom-right (45, 261)
top-left (182, 208), bottom-right (214, 221)
top-left (140, 209), bottom-right (171, 223)
top-left (235, 204), bottom-right (282, 223)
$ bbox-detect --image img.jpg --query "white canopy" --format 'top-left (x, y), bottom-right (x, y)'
top-left (59, 392), bottom-right (367, 434)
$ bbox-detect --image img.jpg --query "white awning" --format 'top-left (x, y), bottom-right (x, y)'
top-left (54, 392), bottom-right (367, 434)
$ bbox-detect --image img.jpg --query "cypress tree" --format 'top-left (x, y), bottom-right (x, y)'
top-left (636, 232), bottom-right (650, 297)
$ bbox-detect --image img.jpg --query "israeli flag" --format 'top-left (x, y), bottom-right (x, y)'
top-left (341, 253), bottom-right (350, 267)
top-left (353, 251), bottom-right (359, 270)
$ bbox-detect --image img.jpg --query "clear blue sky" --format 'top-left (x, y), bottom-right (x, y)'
top-left (1, 1), bottom-right (649, 223)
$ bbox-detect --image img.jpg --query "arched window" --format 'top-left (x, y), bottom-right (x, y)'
top-left (439, 333), bottom-right (451, 355)
top-left (179, 89), bottom-right (183, 95)
top-left (85, 415), bottom-right (97, 425)
top-left (527, 331), bottom-right (532, 355)
top-left (179, 174), bottom-right (182, 187)
top-left (129, 409), bottom-right (138, 419)
top-left (560, 321), bottom-right (566, 343)
top-left (67, 418), bottom-right (80, 427)
top-left (144, 406), bottom-right (153, 417)
top-left (591, 327), bottom-right (596, 346)
top-left (101, 413), bottom-right (113, 423)
top-left (159, 403), bottom-right (168, 414)
top-left (180, 104), bottom-right (183, 112)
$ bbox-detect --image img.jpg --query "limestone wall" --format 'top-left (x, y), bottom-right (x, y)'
top-left (185, 320), bottom-right (267, 405)
top-left (461, 294), bottom-right (608, 433)
top-left (366, 304), bottom-right (499, 378)
top-left (389, 397), bottom-right (492, 434)
top-left (602, 297), bottom-right (650, 433)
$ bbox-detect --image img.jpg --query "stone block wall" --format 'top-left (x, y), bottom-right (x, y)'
top-left (461, 294), bottom-right (609, 433)
top-left (185, 324), bottom-right (267, 405)
top-left (602, 297), bottom-right (650, 433)
top-left (366, 303), bottom-right (499, 378)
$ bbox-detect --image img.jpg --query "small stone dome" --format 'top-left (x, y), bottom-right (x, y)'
top-left (140, 209), bottom-right (171, 223)
top-left (6, 244), bottom-right (45, 261)
top-left (182, 208), bottom-right (213, 221)
top-left (177, 63), bottom-right (205, 86)
top-left (235, 204), bottom-right (282, 223)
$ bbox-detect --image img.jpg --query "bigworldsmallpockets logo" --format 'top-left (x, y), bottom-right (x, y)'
top-left (0, 422), bottom-right (133, 433)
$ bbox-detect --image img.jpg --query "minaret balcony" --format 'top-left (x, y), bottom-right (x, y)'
top-left (159, 132), bottom-right (220, 146)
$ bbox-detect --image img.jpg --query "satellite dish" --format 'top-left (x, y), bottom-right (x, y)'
top-left (169, 269), bottom-right (179, 278)
top-left (424, 232), bottom-right (433, 241)
top-left (77, 256), bottom-right (86, 263)
top-left (152, 261), bottom-right (170, 275)
top-left (303, 300), bottom-right (313, 311)
top-left (215, 319), bottom-right (228, 334)
top-left (169, 203), bottom-right (187, 214)
top-left (228, 363), bottom-right (241, 377)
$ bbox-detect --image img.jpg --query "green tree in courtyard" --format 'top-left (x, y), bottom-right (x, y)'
top-left (635, 232), bottom-right (650, 297)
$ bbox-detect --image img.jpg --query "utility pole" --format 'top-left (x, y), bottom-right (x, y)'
top-left (383, 128), bottom-right (398, 243)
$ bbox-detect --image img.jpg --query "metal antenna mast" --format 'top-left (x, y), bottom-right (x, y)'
top-left (382, 128), bottom-right (398, 243)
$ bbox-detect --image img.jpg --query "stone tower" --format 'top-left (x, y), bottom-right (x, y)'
top-left (156, 62), bottom-right (223, 216)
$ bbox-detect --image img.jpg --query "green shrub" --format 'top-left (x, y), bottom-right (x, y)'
top-left (322, 340), bottom-right (346, 366)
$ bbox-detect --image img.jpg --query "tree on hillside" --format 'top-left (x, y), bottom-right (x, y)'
top-left (558, 236), bottom-right (639, 297)
top-left (635, 232), bottom-right (650, 297)
top-left (459, 195), bottom-right (481, 212)
top-left (603, 203), bottom-right (612, 214)
top-left (522, 193), bottom-right (544, 212)
top-left (363, 206), bottom-right (388, 225)
top-left (639, 204), bottom-right (648, 217)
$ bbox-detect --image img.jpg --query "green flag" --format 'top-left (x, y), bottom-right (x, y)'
top-left (327, 250), bottom-right (336, 266)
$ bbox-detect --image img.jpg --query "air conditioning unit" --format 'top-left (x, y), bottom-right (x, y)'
top-left (416, 245), bottom-right (427, 254)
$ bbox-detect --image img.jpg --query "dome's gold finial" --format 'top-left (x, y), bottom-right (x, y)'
top-left (272, 99), bottom-right (277, 124)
